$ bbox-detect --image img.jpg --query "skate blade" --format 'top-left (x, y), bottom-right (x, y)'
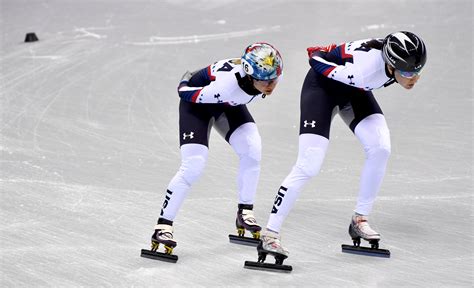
top-left (341, 244), bottom-right (390, 258)
top-left (228, 234), bottom-right (261, 247)
top-left (140, 249), bottom-right (178, 263)
top-left (244, 261), bottom-right (292, 273)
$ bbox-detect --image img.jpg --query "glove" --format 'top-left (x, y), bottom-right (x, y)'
top-left (307, 43), bottom-right (337, 58)
top-left (180, 70), bottom-right (194, 83)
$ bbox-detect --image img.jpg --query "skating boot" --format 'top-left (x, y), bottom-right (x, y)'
top-left (244, 229), bottom-right (292, 272)
top-left (342, 215), bottom-right (390, 258)
top-left (229, 204), bottom-right (262, 246)
top-left (151, 223), bottom-right (177, 253)
top-left (349, 215), bottom-right (380, 248)
top-left (140, 219), bottom-right (178, 263)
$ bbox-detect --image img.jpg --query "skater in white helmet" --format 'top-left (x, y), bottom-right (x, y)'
top-left (146, 43), bottom-right (283, 258)
top-left (259, 31), bottom-right (427, 259)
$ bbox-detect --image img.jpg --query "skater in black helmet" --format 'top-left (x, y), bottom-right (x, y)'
top-left (259, 31), bottom-right (427, 261)
top-left (143, 43), bottom-right (283, 261)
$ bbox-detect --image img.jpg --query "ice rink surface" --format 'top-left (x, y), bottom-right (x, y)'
top-left (1, 0), bottom-right (472, 287)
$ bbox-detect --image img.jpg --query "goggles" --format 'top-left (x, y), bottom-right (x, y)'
top-left (398, 70), bottom-right (422, 79)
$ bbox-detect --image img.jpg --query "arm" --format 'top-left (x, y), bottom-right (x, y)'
top-left (307, 44), bottom-right (365, 88)
top-left (177, 66), bottom-right (217, 103)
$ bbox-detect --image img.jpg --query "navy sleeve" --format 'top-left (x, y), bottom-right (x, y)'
top-left (188, 67), bottom-right (213, 87)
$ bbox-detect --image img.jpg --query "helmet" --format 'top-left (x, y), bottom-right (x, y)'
top-left (382, 31), bottom-right (427, 72)
top-left (241, 42), bottom-right (283, 80)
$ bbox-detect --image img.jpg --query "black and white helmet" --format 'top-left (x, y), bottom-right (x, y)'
top-left (382, 31), bottom-right (427, 72)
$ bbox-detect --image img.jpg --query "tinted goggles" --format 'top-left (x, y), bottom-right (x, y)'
top-left (398, 70), bottom-right (422, 79)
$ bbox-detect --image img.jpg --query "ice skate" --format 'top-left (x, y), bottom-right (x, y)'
top-left (349, 215), bottom-right (381, 247)
top-left (151, 224), bottom-right (177, 253)
top-left (229, 204), bottom-right (262, 246)
top-left (244, 230), bottom-right (292, 272)
top-left (341, 215), bottom-right (390, 258)
top-left (259, 230), bottom-right (289, 259)
top-left (141, 223), bottom-right (178, 263)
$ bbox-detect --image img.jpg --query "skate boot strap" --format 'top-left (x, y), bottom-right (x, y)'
top-left (261, 230), bottom-right (281, 240)
top-left (353, 215), bottom-right (368, 223)
top-left (261, 230), bottom-right (289, 256)
top-left (241, 209), bottom-right (257, 223)
top-left (353, 217), bottom-right (380, 236)
top-left (359, 223), bottom-right (380, 236)
top-left (155, 224), bottom-right (173, 233)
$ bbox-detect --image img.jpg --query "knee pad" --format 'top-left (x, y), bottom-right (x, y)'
top-left (230, 123), bottom-right (262, 162)
top-left (179, 154), bottom-right (207, 185)
top-left (244, 133), bottom-right (262, 163)
top-left (365, 143), bottom-right (391, 161)
top-left (295, 146), bottom-right (326, 177)
top-left (364, 126), bottom-right (391, 160)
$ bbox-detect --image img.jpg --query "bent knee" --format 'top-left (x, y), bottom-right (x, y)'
top-left (295, 146), bottom-right (326, 177)
top-left (245, 134), bottom-right (262, 162)
top-left (179, 155), bottom-right (207, 184)
top-left (365, 143), bottom-right (391, 160)
top-left (369, 126), bottom-right (391, 158)
top-left (231, 128), bottom-right (262, 162)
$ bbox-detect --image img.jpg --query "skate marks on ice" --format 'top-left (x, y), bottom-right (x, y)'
top-left (127, 26), bottom-right (281, 46)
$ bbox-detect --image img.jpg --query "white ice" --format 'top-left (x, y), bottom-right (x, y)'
top-left (1, 0), bottom-right (472, 287)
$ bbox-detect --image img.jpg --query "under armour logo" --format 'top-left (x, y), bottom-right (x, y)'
top-left (348, 75), bottom-right (355, 85)
top-left (183, 132), bottom-right (194, 140)
top-left (303, 120), bottom-right (316, 128)
top-left (214, 93), bottom-right (222, 103)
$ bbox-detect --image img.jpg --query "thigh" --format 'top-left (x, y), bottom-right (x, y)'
top-left (343, 90), bottom-right (384, 132)
top-left (214, 105), bottom-right (255, 142)
top-left (179, 100), bottom-right (215, 147)
top-left (299, 69), bottom-right (337, 139)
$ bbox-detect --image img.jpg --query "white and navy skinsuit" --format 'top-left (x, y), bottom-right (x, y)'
top-left (158, 58), bottom-right (267, 223)
top-left (267, 38), bottom-right (395, 233)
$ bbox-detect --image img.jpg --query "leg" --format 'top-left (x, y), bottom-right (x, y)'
top-left (229, 123), bottom-right (262, 237)
top-left (266, 69), bottom-right (335, 233)
top-left (216, 106), bottom-right (262, 238)
top-left (160, 143), bottom-right (208, 221)
top-left (158, 100), bottom-right (214, 222)
top-left (151, 144), bottom-right (208, 255)
top-left (339, 93), bottom-right (389, 249)
top-left (266, 134), bottom-right (329, 232)
top-left (214, 105), bottom-right (260, 204)
top-left (228, 122), bottom-right (262, 205)
top-left (340, 89), bottom-right (389, 216)
top-left (353, 113), bottom-right (391, 215)
top-left (150, 100), bottom-right (215, 254)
